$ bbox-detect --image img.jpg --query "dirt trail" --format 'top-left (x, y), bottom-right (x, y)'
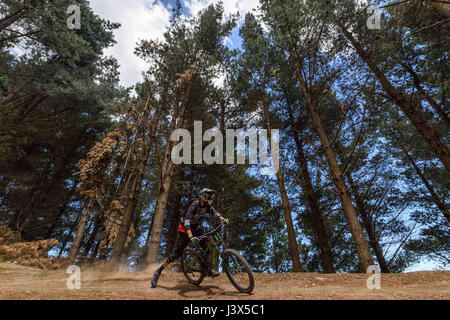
top-left (0, 262), bottom-right (448, 300)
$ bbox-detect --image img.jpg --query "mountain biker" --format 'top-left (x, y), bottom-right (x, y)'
top-left (151, 188), bottom-right (229, 288)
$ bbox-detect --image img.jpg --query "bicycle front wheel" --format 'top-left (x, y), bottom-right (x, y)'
top-left (181, 248), bottom-right (205, 285)
top-left (222, 249), bottom-right (254, 293)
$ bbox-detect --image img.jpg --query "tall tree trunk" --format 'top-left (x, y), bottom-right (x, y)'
top-left (338, 24), bottom-right (450, 172)
top-left (211, 100), bottom-right (227, 271)
top-left (425, 0), bottom-right (450, 18)
top-left (165, 182), bottom-right (183, 258)
top-left (399, 144), bottom-right (450, 222)
top-left (82, 165), bottom-right (121, 257)
top-left (288, 109), bottom-right (335, 273)
top-left (109, 100), bottom-right (163, 266)
top-left (68, 199), bottom-right (94, 261)
top-left (145, 151), bottom-right (176, 265)
top-left (108, 163), bottom-right (142, 266)
top-left (58, 206), bottom-right (83, 257)
top-left (346, 173), bottom-right (391, 273)
top-left (260, 71), bottom-right (304, 272)
top-left (92, 225), bottom-right (108, 259)
top-left (145, 80), bottom-right (192, 265)
top-left (82, 208), bottom-right (105, 258)
top-left (400, 62), bottom-right (450, 127)
top-left (288, 47), bottom-right (375, 272)
top-left (212, 185), bottom-right (223, 271)
top-left (140, 211), bottom-right (156, 267)
top-left (96, 166), bottom-right (136, 260)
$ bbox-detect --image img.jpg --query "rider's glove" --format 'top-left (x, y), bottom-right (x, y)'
top-left (190, 236), bottom-right (199, 245)
top-left (221, 218), bottom-right (230, 226)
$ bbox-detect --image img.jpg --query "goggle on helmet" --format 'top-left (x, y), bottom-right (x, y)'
top-left (199, 188), bottom-right (216, 205)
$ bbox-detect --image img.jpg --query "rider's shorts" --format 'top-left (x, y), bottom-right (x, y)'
top-left (166, 224), bottom-right (209, 263)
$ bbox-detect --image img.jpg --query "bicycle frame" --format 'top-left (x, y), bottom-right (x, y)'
top-left (191, 224), bottom-right (227, 267)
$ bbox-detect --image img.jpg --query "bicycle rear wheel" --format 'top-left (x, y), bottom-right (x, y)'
top-left (181, 248), bottom-right (205, 285)
top-left (222, 249), bottom-right (254, 293)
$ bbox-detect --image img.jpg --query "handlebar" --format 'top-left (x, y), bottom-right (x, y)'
top-left (194, 222), bottom-right (226, 241)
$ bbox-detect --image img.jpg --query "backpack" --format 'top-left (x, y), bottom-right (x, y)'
top-left (180, 198), bottom-right (198, 224)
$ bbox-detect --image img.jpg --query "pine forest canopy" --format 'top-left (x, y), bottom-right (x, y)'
top-left (0, 0), bottom-right (448, 273)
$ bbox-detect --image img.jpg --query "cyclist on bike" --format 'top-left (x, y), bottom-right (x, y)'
top-left (151, 188), bottom-right (229, 288)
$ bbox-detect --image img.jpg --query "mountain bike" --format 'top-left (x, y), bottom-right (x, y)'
top-left (180, 223), bottom-right (255, 294)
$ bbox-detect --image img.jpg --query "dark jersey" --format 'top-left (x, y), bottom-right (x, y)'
top-left (181, 199), bottom-right (222, 232)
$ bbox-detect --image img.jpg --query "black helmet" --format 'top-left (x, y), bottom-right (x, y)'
top-left (198, 188), bottom-right (215, 205)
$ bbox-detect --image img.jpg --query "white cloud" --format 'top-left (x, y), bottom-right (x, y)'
top-left (90, 0), bottom-right (259, 88)
top-left (185, 0), bottom-right (259, 18)
top-left (90, 0), bottom-right (171, 88)
top-left (212, 71), bottom-right (226, 88)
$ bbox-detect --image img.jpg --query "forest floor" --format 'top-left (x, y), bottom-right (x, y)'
top-left (0, 262), bottom-right (449, 300)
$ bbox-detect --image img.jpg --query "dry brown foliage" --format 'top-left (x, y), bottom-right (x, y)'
top-left (0, 226), bottom-right (70, 269)
top-left (77, 130), bottom-right (123, 199)
top-left (73, 100), bottom-right (151, 259)
top-left (175, 64), bottom-right (198, 84)
top-left (0, 225), bottom-right (21, 245)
